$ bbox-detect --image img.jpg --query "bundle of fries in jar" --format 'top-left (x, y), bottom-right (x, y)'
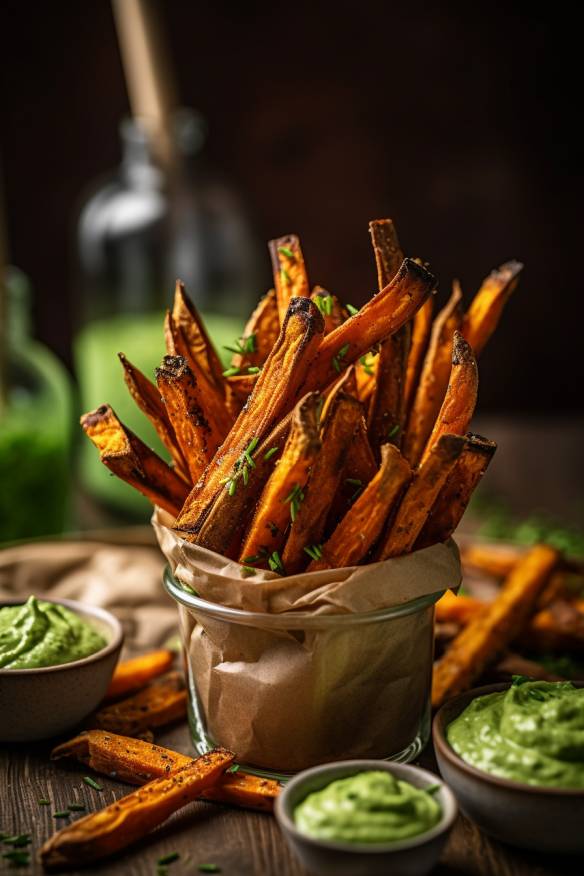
top-left (82, 219), bottom-right (522, 573)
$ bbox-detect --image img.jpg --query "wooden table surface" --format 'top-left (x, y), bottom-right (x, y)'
top-left (2, 721), bottom-right (583, 876)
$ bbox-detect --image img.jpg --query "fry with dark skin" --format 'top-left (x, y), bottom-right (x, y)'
top-left (175, 298), bottom-right (325, 537)
top-left (104, 650), bottom-right (175, 701)
top-left (378, 433), bottom-right (466, 560)
top-left (300, 258), bottom-right (435, 396)
top-left (90, 674), bottom-right (187, 736)
top-left (156, 355), bottom-right (222, 482)
top-left (118, 353), bottom-right (188, 480)
top-left (461, 260), bottom-right (523, 356)
top-left (431, 544), bottom-right (560, 708)
top-left (239, 393), bottom-right (321, 565)
top-left (403, 282), bottom-right (463, 466)
top-left (308, 444), bottom-right (412, 571)
top-left (51, 731), bottom-right (280, 812)
top-left (172, 280), bottom-right (226, 389)
top-left (40, 749), bottom-right (234, 872)
top-left (416, 433), bottom-right (497, 548)
top-left (311, 287), bottom-right (347, 334)
top-left (80, 405), bottom-right (189, 517)
top-left (419, 331), bottom-right (478, 466)
top-left (269, 234), bottom-right (310, 325)
top-left (282, 393), bottom-right (364, 574)
top-left (403, 295), bottom-right (433, 416)
top-left (229, 288), bottom-right (280, 371)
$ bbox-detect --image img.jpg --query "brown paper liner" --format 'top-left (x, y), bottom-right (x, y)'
top-left (153, 509), bottom-right (460, 771)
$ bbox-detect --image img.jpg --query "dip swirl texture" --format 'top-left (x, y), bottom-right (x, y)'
top-left (294, 771), bottom-right (441, 844)
top-left (447, 681), bottom-right (584, 789)
top-left (0, 596), bottom-right (106, 669)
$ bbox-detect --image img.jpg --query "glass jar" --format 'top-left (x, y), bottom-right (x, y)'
top-left (0, 269), bottom-right (73, 542)
top-left (164, 566), bottom-right (441, 780)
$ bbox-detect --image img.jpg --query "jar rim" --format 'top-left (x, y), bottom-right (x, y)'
top-left (163, 565), bottom-right (444, 629)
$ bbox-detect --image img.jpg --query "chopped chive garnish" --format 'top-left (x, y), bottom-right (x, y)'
top-left (222, 344), bottom-right (242, 354)
top-left (67, 803), bottom-right (86, 811)
top-left (314, 294), bottom-right (334, 317)
top-left (223, 335), bottom-right (256, 357)
top-left (158, 852), bottom-right (180, 865)
top-left (83, 776), bottom-right (103, 791)
top-left (198, 864), bottom-right (221, 873)
top-left (182, 582), bottom-right (199, 596)
top-left (244, 334), bottom-right (256, 354)
top-left (280, 268), bottom-right (291, 285)
top-left (303, 544), bottom-right (323, 561)
top-left (2, 835), bottom-right (31, 847)
top-left (241, 566), bottom-right (256, 576)
top-left (38, 799), bottom-right (50, 806)
top-left (247, 366), bottom-right (261, 374)
top-left (424, 784), bottom-right (441, 795)
top-left (315, 396), bottom-right (324, 422)
top-left (53, 811), bottom-right (70, 819)
top-left (387, 424), bottom-right (400, 439)
top-left (284, 484), bottom-right (304, 522)
top-left (263, 446), bottom-right (279, 461)
top-left (242, 554), bottom-right (262, 564)
top-left (226, 764), bottom-right (240, 774)
top-left (332, 342), bottom-right (350, 373)
top-left (222, 366), bottom-right (241, 377)
top-left (268, 551), bottom-right (285, 575)
top-left (228, 479), bottom-right (237, 496)
top-left (345, 478), bottom-right (362, 487)
top-left (267, 521), bottom-right (279, 537)
top-left (359, 354), bottom-right (374, 376)
top-left (278, 245), bottom-right (295, 259)
top-left (2, 850), bottom-right (30, 866)
top-left (346, 303), bottom-right (359, 316)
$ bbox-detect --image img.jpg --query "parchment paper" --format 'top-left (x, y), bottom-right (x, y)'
top-left (153, 510), bottom-right (461, 771)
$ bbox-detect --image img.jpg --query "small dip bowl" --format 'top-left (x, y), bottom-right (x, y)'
top-left (275, 759), bottom-right (457, 876)
top-left (433, 682), bottom-right (584, 854)
top-left (0, 596), bottom-right (123, 742)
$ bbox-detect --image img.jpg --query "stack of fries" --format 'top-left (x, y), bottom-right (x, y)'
top-left (82, 220), bottom-right (522, 575)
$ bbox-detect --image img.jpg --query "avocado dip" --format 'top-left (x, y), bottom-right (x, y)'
top-left (0, 596), bottom-right (107, 669)
top-left (447, 679), bottom-right (584, 789)
top-left (293, 771), bottom-right (441, 844)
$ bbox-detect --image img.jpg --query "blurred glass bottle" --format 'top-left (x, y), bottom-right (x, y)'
top-left (75, 109), bottom-right (262, 517)
top-left (0, 268), bottom-right (73, 542)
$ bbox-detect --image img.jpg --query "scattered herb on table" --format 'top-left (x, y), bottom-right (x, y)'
top-left (82, 776), bottom-right (103, 792)
top-left (67, 803), bottom-right (86, 811)
top-left (199, 866), bottom-right (221, 874)
top-left (2, 849), bottom-right (30, 867)
top-left (158, 852), bottom-right (180, 865)
top-left (38, 798), bottom-right (50, 806)
top-left (2, 835), bottom-right (31, 847)
top-left (53, 810), bottom-right (70, 819)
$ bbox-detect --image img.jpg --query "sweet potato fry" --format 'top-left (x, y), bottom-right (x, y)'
top-left (344, 417), bottom-right (377, 484)
top-left (282, 393), bottom-right (364, 574)
top-left (369, 218), bottom-right (404, 286)
top-left (355, 349), bottom-right (378, 405)
top-left (518, 600), bottom-right (584, 653)
top-left (91, 674), bottom-right (187, 736)
top-left (461, 542), bottom-right (524, 578)
top-left (300, 258), bottom-right (435, 396)
top-left (51, 730), bottom-right (280, 812)
top-left (308, 444), bottom-right (412, 571)
top-left (311, 287), bottom-right (347, 334)
top-left (80, 405), bottom-right (189, 517)
top-left (416, 433), bottom-right (497, 548)
top-left (229, 288), bottom-right (280, 371)
top-left (40, 749), bottom-right (234, 871)
top-left (378, 433), bottom-right (466, 560)
top-left (403, 282), bottom-right (463, 466)
top-left (117, 353), bottom-right (188, 480)
top-left (269, 234), bottom-right (310, 325)
top-left (239, 393), bottom-right (321, 565)
top-left (462, 260), bottom-right (523, 355)
top-left (175, 298), bottom-right (325, 537)
top-left (419, 331), bottom-right (478, 466)
top-left (171, 280), bottom-right (225, 389)
top-left (403, 295), bottom-right (433, 416)
top-left (104, 651), bottom-right (175, 702)
top-left (156, 355), bottom-right (223, 482)
top-left (431, 544), bottom-right (560, 708)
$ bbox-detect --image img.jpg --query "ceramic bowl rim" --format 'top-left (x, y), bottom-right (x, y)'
top-left (0, 595), bottom-right (123, 675)
top-left (433, 681), bottom-right (584, 797)
top-left (275, 759), bottom-right (458, 854)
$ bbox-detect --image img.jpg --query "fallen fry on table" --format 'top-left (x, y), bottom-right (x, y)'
top-left (239, 393), bottom-right (321, 565)
top-left (51, 730), bottom-right (280, 812)
top-left (175, 297), bottom-right (324, 537)
top-left (378, 433), bottom-right (465, 560)
top-left (416, 432), bottom-right (497, 547)
top-left (419, 331), bottom-right (478, 466)
top-left (461, 260), bottom-right (523, 356)
top-left (91, 673), bottom-right (187, 736)
top-left (403, 295), bottom-right (433, 417)
top-left (156, 355), bottom-right (222, 482)
top-left (40, 748), bottom-right (234, 871)
top-left (308, 443), bottom-right (412, 571)
top-left (269, 234), bottom-right (310, 325)
top-left (80, 405), bottom-right (189, 518)
top-left (431, 543), bottom-right (560, 708)
top-left (282, 393), bottom-right (364, 574)
top-left (104, 650), bottom-right (175, 702)
top-left (403, 282), bottom-right (463, 466)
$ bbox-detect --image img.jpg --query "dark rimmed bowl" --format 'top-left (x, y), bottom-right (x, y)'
top-left (433, 682), bottom-right (584, 854)
top-left (275, 760), bottom-right (457, 876)
top-left (0, 596), bottom-right (123, 741)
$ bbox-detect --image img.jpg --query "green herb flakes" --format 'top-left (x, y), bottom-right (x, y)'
top-left (158, 852), bottom-right (180, 865)
top-left (346, 303), bottom-right (359, 316)
top-left (277, 245), bottom-right (295, 259)
top-left (198, 865), bottom-right (221, 873)
top-left (263, 446), bottom-right (279, 461)
top-left (268, 551), bottom-right (285, 575)
top-left (82, 776), bottom-right (103, 791)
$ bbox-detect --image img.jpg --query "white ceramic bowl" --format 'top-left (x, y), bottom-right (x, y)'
top-left (0, 596), bottom-right (123, 741)
top-left (275, 759), bottom-right (457, 876)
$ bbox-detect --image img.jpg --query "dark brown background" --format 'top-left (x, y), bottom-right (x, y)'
top-left (1, 0), bottom-right (582, 411)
